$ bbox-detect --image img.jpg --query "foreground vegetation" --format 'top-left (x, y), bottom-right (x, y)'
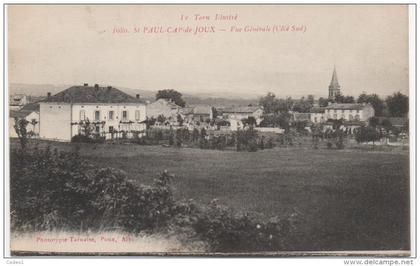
top-left (11, 144), bottom-right (301, 253)
top-left (11, 139), bottom-right (410, 251)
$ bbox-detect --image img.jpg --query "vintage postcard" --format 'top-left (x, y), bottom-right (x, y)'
top-left (5, 4), bottom-right (413, 257)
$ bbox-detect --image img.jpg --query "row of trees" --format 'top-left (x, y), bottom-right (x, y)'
top-left (320, 92), bottom-right (408, 117)
top-left (260, 91), bottom-right (409, 117)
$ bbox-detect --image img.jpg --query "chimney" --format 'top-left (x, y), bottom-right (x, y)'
top-left (47, 92), bottom-right (51, 98)
top-left (94, 84), bottom-right (99, 88)
top-left (84, 83), bottom-right (88, 86)
top-left (136, 94), bottom-right (140, 99)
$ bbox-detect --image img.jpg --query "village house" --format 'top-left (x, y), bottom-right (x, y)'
top-left (39, 84), bottom-right (146, 141)
top-left (146, 98), bottom-right (181, 119)
top-left (222, 106), bottom-right (264, 122)
top-left (324, 103), bottom-right (374, 121)
top-left (309, 107), bottom-right (326, 123)
top-left (310, 103), bottom-right (374, 124)
top-left (220, 106), bottom-right (264, 130)
top-left (9, 102), bottom-right (40, 138)
top-left (180, 105), bottom-right (214, 122)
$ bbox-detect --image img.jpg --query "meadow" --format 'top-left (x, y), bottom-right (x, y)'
top-left (13, 140), bottom-right (410, 251)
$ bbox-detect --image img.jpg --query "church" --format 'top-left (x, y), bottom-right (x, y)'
top-left (310, 67), bottom-right (375, 125)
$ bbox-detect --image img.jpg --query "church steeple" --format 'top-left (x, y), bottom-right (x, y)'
top-left (328, 66), bottom-right (341, 99)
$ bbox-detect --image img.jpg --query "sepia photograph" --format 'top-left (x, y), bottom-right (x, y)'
top-left (4, 4), bottom-right (414, 258)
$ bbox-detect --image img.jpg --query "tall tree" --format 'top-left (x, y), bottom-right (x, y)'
top-left (14, 118), bottom-right (29, 150)
top-left (318, 97), bottom-right (329, 107)
top-left (386, 92), bottom-right (409, 117)
top-left (334, 92), bottom-right (355, 103)
top-left (156, 89), bottom-right (186, 107)
top-left (259, 92), bottom-right (288, 114)
top-left (357, 93), bottom-right (385, 116)
top-left (292, 97), bottom-right (313, 113)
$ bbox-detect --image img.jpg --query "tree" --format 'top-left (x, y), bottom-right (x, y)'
top-left (211, 107), bottom-right (218, 118)
top-left (386, 92), bottom-right (409, 117)
top-left (368, 117), bottom-right (380, 128)
top-left (307, 95), bottom-right (315, 105)
top-left (191, 128), bottom-right (200, 142)
top-left (177, 114), bottom-right (184, 126)
top-left (259, 113), bottom-right (290, 129)
top-left (334, 92), bottom-right (355, 104)
top-left (343, 96), bottom-right (355, 103)
top-left (259, 92), bottom-right (288, 114)
top-left (380, 119), bottom-right (393, 131)
top-left (318, 97), bottom-right (329, 107)
top-left (145, 117), bottom-right (156, 129)
top-left (14, 118), bottom-right (29, 150)
top-left (355, 126), bottom-right (382, 144)
top-left (292, 97), bottom-right (313, 113)
top-left (357, 93), bottom-right (385, 116)
top-left (156, 89), bottom-right (186, 107)
top-left (168, 127), bottom-right (174, 145)
top-left (157, 115), bottom-right (166, 124)
top-left (241, 116), bottom-right (257, 127)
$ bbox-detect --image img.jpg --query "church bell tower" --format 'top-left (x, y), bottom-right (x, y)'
top-left (328, 66), bottom-right (341, 99)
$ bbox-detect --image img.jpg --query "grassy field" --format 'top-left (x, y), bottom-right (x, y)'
top-left (12, 140), bottom-right (410, 251)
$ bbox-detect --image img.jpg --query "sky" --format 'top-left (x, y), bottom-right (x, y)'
top-left (8, 5), bottom-right (409, 98)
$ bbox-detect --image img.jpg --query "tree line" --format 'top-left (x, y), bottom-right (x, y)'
top-left (260, 91), bottom-right (408, 117)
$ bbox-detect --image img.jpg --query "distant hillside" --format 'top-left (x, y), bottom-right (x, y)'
top-left (184, 96), bottom-right (258, 107)
top-left (8, 83), bottom-right (259, 107)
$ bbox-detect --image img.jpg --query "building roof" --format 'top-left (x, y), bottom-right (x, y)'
top-left (193, 105), bottom-right (212, 115)
top-left (150, 98), bottom-right (181, 109)
top-left (21, 102), bottom-right (40, 112)
top-left (9, 109), bottom-right (35, 118)
top-left (179, 107), bottom-right (194, 115)
top-left (222, 106), bottom-right (262, 114)
top-left (180, 105), bottom-right (212, 115)
top-left (43, 85), bottom-right (145, 104)
top-left (325, 103), bottom-right (370, 110)
top-left (309, 107), bottom-right (326, 113)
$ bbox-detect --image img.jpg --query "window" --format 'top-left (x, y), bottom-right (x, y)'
top-left (80, 110), bottom-right (86, 120)
top-left (109, 111), bottom-right (114, 120)
top-left (314, 117), bottom-right (317, 123)
top-left (135, 110), bottom-right (140, 121)
top-left (95, 126), bottom-right (100, 133)
top-left (334, 109), bottom-right (337, 113)
top-left (355, 115), bottom-right (360, 120)
top-left (109, 126), bottom-right (114, 133)
top-left (94, 110), bottom-right (100, 121)
top-left (333, 114), bottom-right (337, 119)
top-left (349, 114), bottom-right (353, 120)
top-left (122, 110), bottom-right (128, 120)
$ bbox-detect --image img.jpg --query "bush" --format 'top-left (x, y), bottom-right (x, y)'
top-left (71, 134), bottom-right (105, 144)
top-left (327, 142), bottom-right (333, 149)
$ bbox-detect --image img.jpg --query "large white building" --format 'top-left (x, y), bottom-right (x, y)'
top-left (39, 84), bottom-right (146, 141)
top-left (310, 103), bottom-right (375, 124)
